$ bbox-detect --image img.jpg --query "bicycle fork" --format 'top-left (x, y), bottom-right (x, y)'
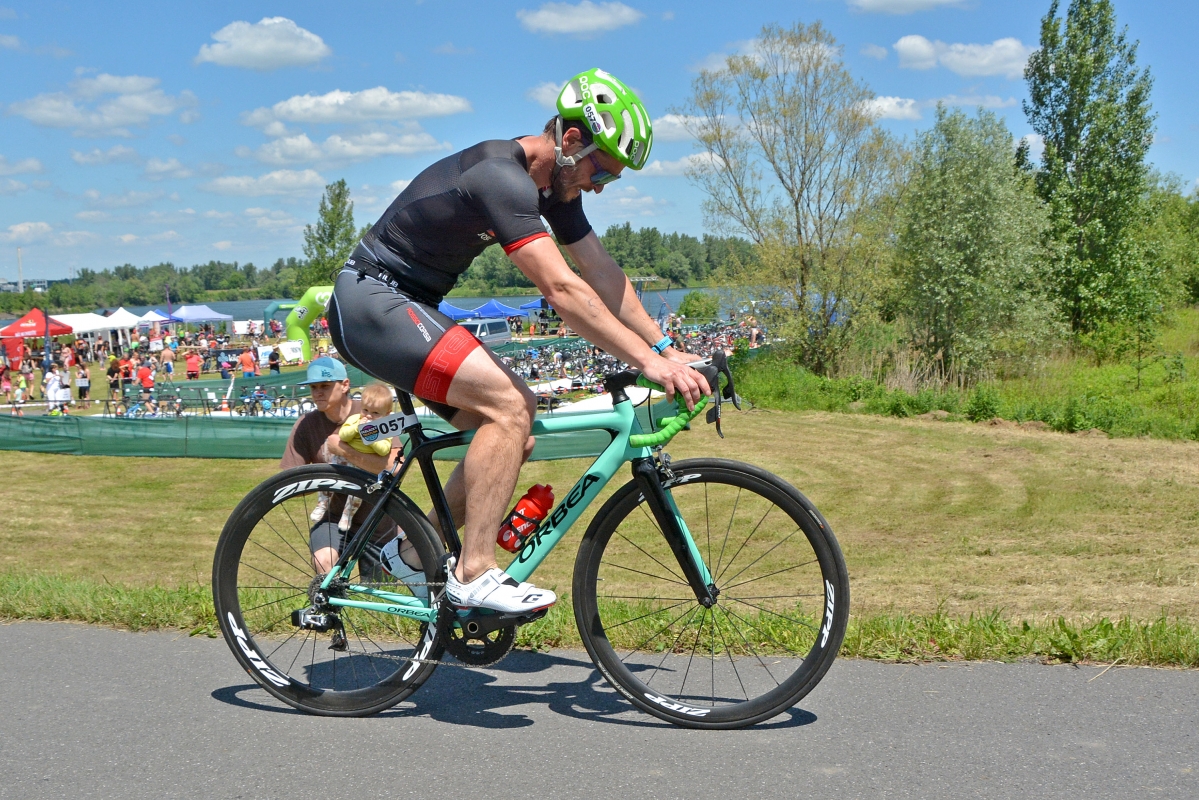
top-left (630, 456), bottom-right (718, 607)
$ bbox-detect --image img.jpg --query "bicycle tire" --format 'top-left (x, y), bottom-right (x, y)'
top-left (112, 402), bottom-right (127, 418)
top-left (573, 458), bottom-right (849, 729)
top-left (212, 464), bottom-right (446, 716)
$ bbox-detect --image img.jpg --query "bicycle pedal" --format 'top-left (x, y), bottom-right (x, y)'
top-left (452, 606), bottom-right (552, 636)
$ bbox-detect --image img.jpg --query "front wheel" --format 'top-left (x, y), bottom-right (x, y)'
top-left (212, 464), bottom-right (447, 716)
top-left (573, 458), bottom-right (849, 729)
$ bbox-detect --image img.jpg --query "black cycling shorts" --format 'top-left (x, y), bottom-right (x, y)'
top-left (328, 267), bottom-right (483, 421)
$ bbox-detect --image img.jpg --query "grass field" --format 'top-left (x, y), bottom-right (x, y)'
top-left (2, 408), bottom-right (1197, 663)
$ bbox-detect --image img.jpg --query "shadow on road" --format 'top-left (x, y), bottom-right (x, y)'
top-left (211, 649), bottom-right (818, 730)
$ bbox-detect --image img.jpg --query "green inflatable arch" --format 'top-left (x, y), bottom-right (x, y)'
top-left (284, 285), bottom-right (333, 360)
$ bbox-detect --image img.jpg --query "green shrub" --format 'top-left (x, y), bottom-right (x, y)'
top-left (965, 385), bottom-right (1001, 421)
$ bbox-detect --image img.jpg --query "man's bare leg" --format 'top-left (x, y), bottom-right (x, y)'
top-left (424, 346), bottom-right (536, 583)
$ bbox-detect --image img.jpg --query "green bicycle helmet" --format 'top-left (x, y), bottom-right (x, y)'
top-left (554, 68), bottom-right (653, 170)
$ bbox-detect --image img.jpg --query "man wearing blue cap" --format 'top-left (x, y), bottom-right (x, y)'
top-left (281, 357), bottom-right (401, 576)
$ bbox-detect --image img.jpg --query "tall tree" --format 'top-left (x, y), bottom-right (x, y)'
top-left (897, 106), bottom-right (1055, 382)
top-left (682, 21), bottom-right (899, 374)
top-left (302, 179), bottom-right (358, 288)
top-left (1023, 0), bottom-right (1155, 333)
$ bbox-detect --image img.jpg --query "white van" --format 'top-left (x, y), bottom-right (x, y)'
top-left (457, 317), bottom-right (513, 346)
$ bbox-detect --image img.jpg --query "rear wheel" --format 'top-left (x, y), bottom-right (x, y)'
top-left (573, 458), bottom-right (849, 729)
top-left (213, 464), bottom-right (446, 716)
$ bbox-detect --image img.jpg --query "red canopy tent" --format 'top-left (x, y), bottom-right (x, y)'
top-left (1, 308), bottom-right (72, 362)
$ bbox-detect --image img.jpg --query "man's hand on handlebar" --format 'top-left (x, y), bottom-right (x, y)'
top-left (641, 354), bottom-right (710, 411)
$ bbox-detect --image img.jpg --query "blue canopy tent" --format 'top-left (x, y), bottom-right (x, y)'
top-left (519, 298), bottom-right (550, 311)
top-left (473, 298), bottom-right (524, 317)
top-left (437, 300), bottom-right (480, 320)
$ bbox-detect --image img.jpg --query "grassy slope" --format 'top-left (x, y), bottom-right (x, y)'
top-left (2, 408), bottom-right (1197, 662)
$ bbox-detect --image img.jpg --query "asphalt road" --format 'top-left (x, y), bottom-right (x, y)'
top-left (0, 622), bottom-right (1195, 799)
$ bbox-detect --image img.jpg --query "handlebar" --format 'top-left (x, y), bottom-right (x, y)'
top-left (623, 350), bottom-right (741, 449)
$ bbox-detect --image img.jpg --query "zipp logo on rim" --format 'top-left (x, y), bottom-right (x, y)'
top-left (644, 693), bottom-right (711, 717)
top-left (227, 613), bottom-right (289, 687)
top-left (820, 580), bottom-right (835, 648)
top-left (272, 479), bottom-right (361, 505)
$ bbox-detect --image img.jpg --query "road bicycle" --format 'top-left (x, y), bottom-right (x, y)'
top-left (212, 353), bottom-right (849, 728)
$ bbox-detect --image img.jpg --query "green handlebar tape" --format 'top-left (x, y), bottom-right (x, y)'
top-left (628, 375), bottom-right (710, 448)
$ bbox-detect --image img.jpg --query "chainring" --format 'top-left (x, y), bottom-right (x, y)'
top-left (443, 623), bottom-right (517, 666)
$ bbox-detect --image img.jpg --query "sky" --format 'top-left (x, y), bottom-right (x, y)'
top-left (1, 0), bottom-right (1196, 282)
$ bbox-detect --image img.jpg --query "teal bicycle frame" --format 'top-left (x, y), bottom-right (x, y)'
top-left (321, 394), bottom-right (714, 624)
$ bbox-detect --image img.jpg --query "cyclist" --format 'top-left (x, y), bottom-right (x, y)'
top-left (329, 68), bottom-right (709, 616)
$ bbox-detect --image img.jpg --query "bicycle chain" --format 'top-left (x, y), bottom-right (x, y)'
top-left (326, 583), bottom-right (517, 670)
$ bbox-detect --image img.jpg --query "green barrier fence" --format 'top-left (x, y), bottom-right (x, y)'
top-left (0, 401), bottom-right (677, 461)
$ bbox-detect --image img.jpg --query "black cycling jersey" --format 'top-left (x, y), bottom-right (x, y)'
top-left (352, 139), bottom-right (592, 304)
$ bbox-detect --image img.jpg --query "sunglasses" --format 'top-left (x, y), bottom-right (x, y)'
top-left (587, 152), bottom-right (620, 186)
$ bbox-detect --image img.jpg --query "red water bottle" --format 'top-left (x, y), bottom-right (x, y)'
top-left (496, 484), bottom-right (554, 552)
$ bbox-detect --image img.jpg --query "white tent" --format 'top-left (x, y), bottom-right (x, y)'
top-left (50, 312), bottom-right (119, 334)
top-left (104, 307), bottom-right (143, 328)
top-left (139, 309), bottom-right (171, 323)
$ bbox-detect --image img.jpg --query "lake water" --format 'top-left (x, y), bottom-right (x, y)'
top-left (116, 286), bottom-right (732, 324)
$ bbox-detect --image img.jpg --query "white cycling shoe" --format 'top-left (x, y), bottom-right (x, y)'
top-left (445, 566), bottom-right (556, 614)
top-left (378, 537), bottom-right (428, 604)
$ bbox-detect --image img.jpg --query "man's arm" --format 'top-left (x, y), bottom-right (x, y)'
top-left (563, 231), bottom-right (696, 365)
top-left (508, 237), bottom-right (708, 407)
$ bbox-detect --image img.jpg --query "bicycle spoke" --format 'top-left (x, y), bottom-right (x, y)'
top-left (723, 558), bottom-right (818, 592)
top-left (719, 528), bottom-right (805, 588)
top-left (714, 502), bottom-right (776, 584)
top-left (729, 597), bottom-right (818, 634)
top-left (601, 599), bottom-right (692, 631)
top-left (677, 607), bottom-right (708, 700)
top-left (646, 606), bottom-right (702, 688)
top-left (620, 602), bottom-right (701, 663)
top-left (261, 516), bottom-right (316, 577)
top-left (719, 604), bottom-right (783, 686)
top-left (713, 487), bottom-right (742, 579)
top-left (245, 535), bottom-right (311, 579)
top-left (615, 530), bottom-right (685, 583)
top-left (713, 606), bottom-right (750, 701)
top-left (240, 591), bottom-right (306, 615)
top-left (237, 560), bottom-right (305, 593)
top-left (603, 560), bottom-right (690, 587)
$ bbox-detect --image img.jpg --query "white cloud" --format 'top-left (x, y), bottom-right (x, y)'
top-left (0, 221), bottom-right (53, 243)
top-left (0, 178), bottom-right (27, 194)
top-left (238, 129), bottom-right (448, 166)
top-left (244, 208), bottom-right (299, 230)
top-left (391, 178), bottom-right (411, 193)
top-left (243, 86), bottom-right (471, 128)
top-left (117, 233), bottom-right (138, 243)
top-left (213, 240), bottom-right (233, 250)
top-left (203, 210), bottom-right (234, 219)
top-left (653, 113), bottom-right (701, 142)
top-left (895, 35), bottom-right (1033, 79)
top-left (195, 17), bottom-right (331, 70)
top-left (200, 169), bottom-right (326, 197)
top-left (517, 1), bottom-right (644, 37)
top-left (54, 230), bottom-right (99, 247)
top-left (861, 43), bottom-right (889, 60)
top-left (75, 210), bottom-right (109, 221)
top-left (83, 189), bottom-right (163, 208)
top-left (849, 0), bottom-right (965, 13)
top-left (70, 145), bottom-right (139, 165)
top-left (526, 81), bottom-right (562, 110)
top-left (864, 96), bottom-right (922, 120)
top-left (937, 94), bottom-right (1018, 109)
top-left (433, 42), bottom-right (474, 55)
top-left (0, 155), bottom-right (42, 175)
top-left (594, 185), bottom-right (668, 216)
top-left (640, 153), bottom-right (722, 176)
top-left (691, 39), bottom-right (767, 73)
top-left (865, 93), bottom-right (1018, 121)
top-left (143, 157), bottom-right (193, 180)
top-left (0, 33), bottom-right (19, 49)
top-left (9, 74), bottom-right (195, 137)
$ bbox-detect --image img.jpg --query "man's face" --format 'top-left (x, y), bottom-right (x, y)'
top-left (308, 379), bottom-right (350, 413)
top-left (553, 132), bottom-right (625, 201)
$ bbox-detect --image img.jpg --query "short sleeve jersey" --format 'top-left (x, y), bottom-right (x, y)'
top-left (353, 139), bottom-right (592, 303)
